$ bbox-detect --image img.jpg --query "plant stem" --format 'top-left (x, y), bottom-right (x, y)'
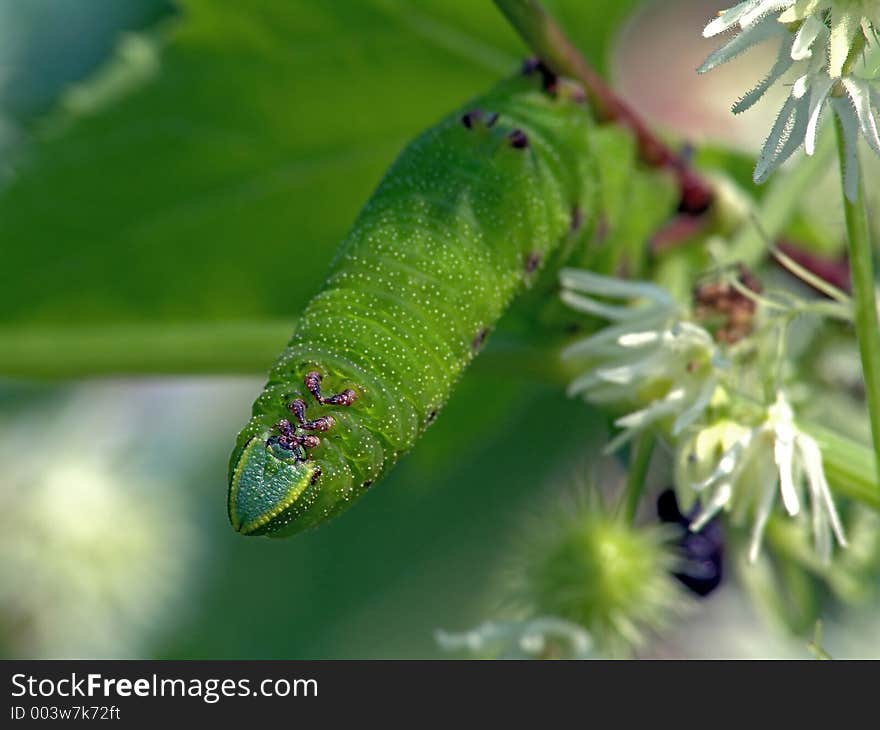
top-left (834, 114), bottom-right (880, 483)
top-left (620, 432), bottom-right (655, 522)
top-left (491, 0), bottom-right (713, 213)
top-left (0, 323), bottom-right (576, 382)
top-left (0, 321), bottom-right (293, 378)
top-left (724, 130), bottom-right (835, 268)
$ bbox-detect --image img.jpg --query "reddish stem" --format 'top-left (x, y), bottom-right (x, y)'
top-left (495, 0), bottom-right (714, 215)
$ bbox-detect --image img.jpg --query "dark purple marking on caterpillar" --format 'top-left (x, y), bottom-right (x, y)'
top-left (270, 372), bottom-right (360, 466)
top-left (524, 251), bottom-right (542, 274)
top-left (472, 328), bottom-right (489, 353)
top-left (268, 426), bottom-right (320, 462)
top-left (310, 466), bottom-right (322, 485)
top-left (288, 398), bottom-right (335, 431)
top-left (461, 109), bottom-right (500, 131)
top-left (274, 419), bottom-right (320, 448)
top-left (508, 129), bottom-right (529, 149)
top-left (593, 213), bottom-right (609, 244)
top-left (460, 109), bottom-right (480, 129)
top-left (570, 204), bottom-right (583, 233)
top-left (362, 480), bottom-right (373, 489)
top-left (304, 371), bottom-right (358, 407)
top-left (426, 410), bottom-right (437, 424)
top-left (521, 57), bottom-right (557, 90)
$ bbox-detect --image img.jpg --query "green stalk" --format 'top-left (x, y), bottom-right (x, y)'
top-left (834, 115), bottom-right (880, 484)
top-left (804, 422), bottom-right (880, 511)
top-left (723, 130), bottom-right (834, 267)
top-left (620, 432), bottom-right (655, 523)
top-left (0, 321), bottom-right (292, 378)
top-left (0, 322), bottom-right (575, 382)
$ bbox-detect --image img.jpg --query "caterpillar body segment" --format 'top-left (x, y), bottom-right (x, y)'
top-left (229, 76), bottom-right (596, 537)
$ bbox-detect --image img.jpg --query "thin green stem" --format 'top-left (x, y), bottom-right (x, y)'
top-left (0, 321), bottom-right (293, 378)
top-left (0, 322), bottom-right (575, 382)
top-left (620, 432), bottom-right (655, 523)
top-left (834, 115), bottom-right (880, 484)
top-left (808, 622), bottom-right (833, 661)
top-left (724, 130), bottom-right (835, 268)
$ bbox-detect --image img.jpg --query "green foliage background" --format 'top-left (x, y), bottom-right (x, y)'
top-left (1, 0), bottom-right (638, 328)
top-left (0, 0), bottom-right (655, 658)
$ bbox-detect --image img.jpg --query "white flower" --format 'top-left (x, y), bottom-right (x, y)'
top-left (436, 617), bottom-right (595, 659)
top-left (676, 392), bottom-right (847, 563)
top-left (560, 269), bottom-right (725, 451)
top-left (700, 1), bottom-right (880, 200)
top-left (0, 384), bottom-right (203, 658)
top-left (777, 2), bottom-right (880, 77)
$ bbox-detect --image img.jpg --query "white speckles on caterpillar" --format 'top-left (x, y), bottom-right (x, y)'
top-left (228, 74), bottom-right (595, 537)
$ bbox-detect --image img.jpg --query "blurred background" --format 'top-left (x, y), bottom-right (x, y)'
top-left (1, 0), bottom-right (878, 659)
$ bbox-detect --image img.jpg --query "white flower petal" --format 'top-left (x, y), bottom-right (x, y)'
top-left (748, 477), bottom-right (779, 563)
top-left (778, 1), bottom-right (824, 25)
top-left (690, 482), bottom-right (733, 531)
top-left (559, 269), bottom-right (675, 307)
top-left (559, 291), bottom-right (638, 322)
top-left (703, 1), bottom-right (763, 38)
top-left (812, 491), bottom-right (832, 564)
top-left (841, 76), bottom-right (880, 156)
top-left (693, 435), bottom-right (752, 491)
top-left (672, 378), bottom-right (717, 436)
top-left (603, 427), bottom-right (639, 454)
top-left (797, 433), bottom-right (848, 549)
top-left (791, 13), bottom-right (824, 59)
top-left (740, 0), bottom-right (796, 27)
top-left (804, 74), bottom-right (834, 155)
top-left (614, 389), bottom-right (685, 430)
top-left (754, 93), bottom-right (809, 182)
top-left (699, 14), bottom-right (787, 73)
top-left (792, 73), bottom-right (810, 99)
top-left (774, 422), bottom-right (800, 515)
top-left (733, 36), bottom-right (796, 114)
top-left (829, 10), bottom-right (861, 77)
top-left (566, 370), bottom-right (603, 397)
top-left (672, 321), bottom-right (716, 347)
top-left (617, 331), bottom-right (661, 348)
top-left (597, 350), bottom-right (667, 384)
top-left (561, 320), bottom-right (657, 360)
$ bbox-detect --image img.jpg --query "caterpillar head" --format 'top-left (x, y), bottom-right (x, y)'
top-left (227, 431), bottom-right (322, 536)
top-left (228, 369), bottom-right (365, 536)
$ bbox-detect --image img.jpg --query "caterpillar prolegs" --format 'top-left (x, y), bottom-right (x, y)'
top-left (228, 74), bottom-right (596, 536)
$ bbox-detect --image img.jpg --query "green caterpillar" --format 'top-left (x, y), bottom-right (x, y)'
top-left (228, 72), bottom-right (595, 537)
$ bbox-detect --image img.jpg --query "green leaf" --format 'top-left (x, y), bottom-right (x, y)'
top-left (1, 0), bottom-right (640, 338)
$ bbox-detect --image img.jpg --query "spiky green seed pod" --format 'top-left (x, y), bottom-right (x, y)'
top-left (506, 491), bottom-right (687, 656)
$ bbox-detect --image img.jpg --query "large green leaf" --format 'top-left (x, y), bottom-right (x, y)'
top-left (1, 0), bottom-right (639, 333)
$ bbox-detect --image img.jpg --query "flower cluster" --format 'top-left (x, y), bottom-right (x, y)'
top-left (0, 385), bottom-right (200, 658)
top-left (676, 393), bottom-right (847, 563)
top-left (561, 269), bottom-right (848, 564)
top-left (700, 0), bottom-right (880, 199)
top-left (560, 269), bottom-right (725, 452)
top-left (436, 617), bottom-right (595, 660)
